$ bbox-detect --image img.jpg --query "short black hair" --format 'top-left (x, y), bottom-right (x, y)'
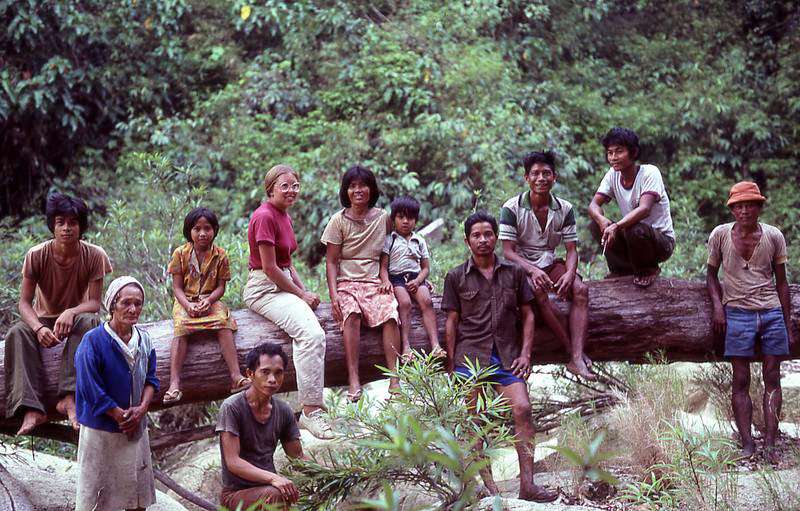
top-left (245, 342), bottom-right (289, 373)
top-left (339, 165), bottom-right (381, 208)
top-left (390, 195), bottom-right (420, 221)
top-left (464, 210), bottom-right (498, 238)
top-left (522, 151), bottom-right (557, 175)
top-left (601, 127), bottom-right (640, 160)
top-left (183, 207), bottom-right (220, 243)
top-left (46, 193), bottom-right (89, 236)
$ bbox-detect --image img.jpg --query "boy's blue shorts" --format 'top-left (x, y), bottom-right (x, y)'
top-left (454, 349), bottom-right (525, 387)
top-left (724, 306), bottom-right (789, 357)
top-left (389, 271), bottom-right (419, 288)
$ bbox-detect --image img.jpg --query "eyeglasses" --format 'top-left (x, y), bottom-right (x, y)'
top-left (278, 183), bottom-right (301, 193)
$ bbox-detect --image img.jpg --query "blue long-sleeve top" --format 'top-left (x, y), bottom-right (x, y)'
top-left (75, 323), bottom-right (159, 435)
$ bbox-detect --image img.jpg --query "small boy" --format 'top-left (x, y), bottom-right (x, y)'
top-left (381, 196), bottom-right (444, 361)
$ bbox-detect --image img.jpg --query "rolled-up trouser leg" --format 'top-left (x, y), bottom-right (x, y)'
top-left (5, 319), bottom-right (51, 418)
top-left (244, 272), bottom-right (327, 407)
top-left (58, 313), bottom-right (101, 397)
top-left (589, 220), bottom-right (634, 275)
top-left (220, 485), bottom-right (286, 511)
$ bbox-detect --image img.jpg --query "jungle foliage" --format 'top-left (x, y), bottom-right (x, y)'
top-left (1, 0), bottom-right (799, 325)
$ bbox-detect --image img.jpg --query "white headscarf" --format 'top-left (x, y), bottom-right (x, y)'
top-left (103, 276), bottom-right (146, 369)
top-left (103, 276), bottom-right (145, 314)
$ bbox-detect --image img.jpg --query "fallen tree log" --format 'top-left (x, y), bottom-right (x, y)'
top-left (0, 278), bottom-right (797, 428)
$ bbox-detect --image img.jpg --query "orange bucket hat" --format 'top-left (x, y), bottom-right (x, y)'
top-left (727, 181), bottom-right (766, 207)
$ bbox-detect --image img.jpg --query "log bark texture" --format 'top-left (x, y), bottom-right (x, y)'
top-left (1, 278), bottom-right (798, 426)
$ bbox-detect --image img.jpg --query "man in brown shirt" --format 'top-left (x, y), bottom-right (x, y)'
top-left (707, 182), bottom-right (795, 460)
top-left (5, 193), bottom-right (112, 435)
top-left (442, 211), bottom-right (556, 502)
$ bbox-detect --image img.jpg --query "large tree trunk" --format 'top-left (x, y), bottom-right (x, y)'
top-left (1, 278), bottom-right (798, 427)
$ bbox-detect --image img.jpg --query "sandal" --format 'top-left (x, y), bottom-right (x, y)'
top-left (230, 377), bottom-right (252, 394)
top-left (163, 389), bottom-right (183, 405)
top-left (346, 389), bottom-right (363, 403)
top-left (633, 268), bottom-right (661, 288)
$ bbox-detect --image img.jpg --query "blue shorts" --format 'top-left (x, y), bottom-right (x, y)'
top-left (724, 306), bottom-right (789, 357)
top-left (389, 271), bottom-right (419, 288)
top-left (454, 349), bottom-right (525, 387)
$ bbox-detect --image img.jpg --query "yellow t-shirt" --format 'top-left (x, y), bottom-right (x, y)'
top-left (320, 209), bottom-right (388, 283)
top-left (707, 222), bottom-right (787, 310)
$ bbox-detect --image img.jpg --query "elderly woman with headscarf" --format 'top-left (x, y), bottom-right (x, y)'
top-left (242, 164), bottom-right (332, 439)
top-left (75, 276), bottom-right (159, 511)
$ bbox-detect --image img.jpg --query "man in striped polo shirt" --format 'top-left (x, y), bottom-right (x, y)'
top-left (500, 151), bottom-right (595, 380)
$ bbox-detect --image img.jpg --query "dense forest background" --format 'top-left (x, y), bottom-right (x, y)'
top-left (2, 0), bottom-right (799, 327)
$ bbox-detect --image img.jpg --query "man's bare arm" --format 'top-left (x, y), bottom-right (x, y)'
top-left (501, 240), bottom-right (538, 274)
top-left (282, 438), bottom-right (306, 460)
top-left (706, 264), bottom-right (726, 335)
top-left (775, 263), bottom-right (795, 345)
top-left (615, 193), bottom-right (657, 229)
top-left (221, 432), bottom-right (276, 484)
top-left (587, 193), bottom-right (612, 229)
top-left (445, 310), bottom-right (459, 373)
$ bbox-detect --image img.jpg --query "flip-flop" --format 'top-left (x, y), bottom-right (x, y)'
top-left (346, 389), bottom-right (363, 403)
top-left (230, 377), bottom-right (252, 394)
top-left (163, 389), bottom-right (183, 405)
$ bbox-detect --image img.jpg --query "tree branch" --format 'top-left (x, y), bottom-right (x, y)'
top-left (154, 468), bottom-right (217, 511)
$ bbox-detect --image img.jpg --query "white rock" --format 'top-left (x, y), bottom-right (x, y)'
top-left (0, 448), bottom-right (186, 511)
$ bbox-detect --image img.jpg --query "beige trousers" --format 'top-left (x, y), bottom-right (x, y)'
top-left (243, 269), bottom-right (326, 406)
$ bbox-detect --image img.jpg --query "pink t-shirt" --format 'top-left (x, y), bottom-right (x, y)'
top-left (247, 202), bottom-right (298, 270)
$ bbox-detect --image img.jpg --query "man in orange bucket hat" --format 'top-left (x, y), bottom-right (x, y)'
top-left (707, 181), bottom-right (795, 461)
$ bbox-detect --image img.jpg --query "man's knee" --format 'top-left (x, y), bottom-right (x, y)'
top-left (732, 371), bottom-right (751, 393)
top-left (414, 291), bottom-right (433, 309)
top-left (258, 486), bottom-right (286, 505)
top-left (222, 486), bottom-right (286, 510)
top-left (7, 321), bottom-right (34, 342)
top-left (6, 322), bottom-right (40, 352)
top-left (511, 400), bottom-right (533, 423)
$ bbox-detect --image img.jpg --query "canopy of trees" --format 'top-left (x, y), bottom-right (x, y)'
top-left (2, 0), bottom-right (798, 326)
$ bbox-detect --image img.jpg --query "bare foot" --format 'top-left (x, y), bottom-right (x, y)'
top-left (56, 395), bottom-right (79, 431)
top-left (16, 410), bottom-right (48, 435)
top-left (519, 484), bottom-right (558, 503)
top-left (583, 354), bottom-right (593, 368)
top-left (567, 359), bottom-right (596, 380)
top-left (387, 377), bottom-right (401, 400)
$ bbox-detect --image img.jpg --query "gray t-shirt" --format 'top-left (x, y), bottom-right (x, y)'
top-left (216, 393), bottom-right (301, 490)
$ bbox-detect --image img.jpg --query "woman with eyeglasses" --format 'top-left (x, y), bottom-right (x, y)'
top-left (242, 164), bottom-right (333, 439)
